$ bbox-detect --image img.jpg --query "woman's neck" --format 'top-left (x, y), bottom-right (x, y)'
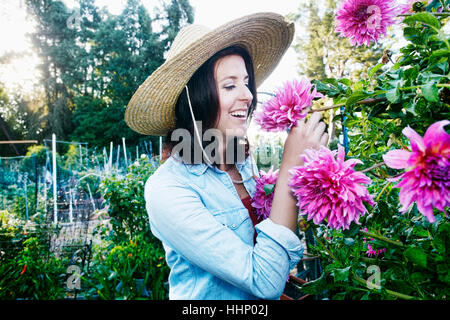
top-left (216, 136), bottom-right (233, 171)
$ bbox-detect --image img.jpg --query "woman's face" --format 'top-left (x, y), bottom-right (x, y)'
top-left (213, 54), bottom-right (253, 140)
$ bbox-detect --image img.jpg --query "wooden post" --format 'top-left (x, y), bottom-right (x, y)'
top-left (52, 134), bottom-right (58, 225)
top-left (69, 188), bottom-right (73, 223)
top-left (159, 136), bottom-right (163, 161)
top-left (122, 137), bottom-right (128, 167)
top-left (109, 142), bottom-right (113, 171)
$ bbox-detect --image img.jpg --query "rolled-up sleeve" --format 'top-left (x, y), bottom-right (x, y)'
top-left (145, 175), bottom-right (303, 300)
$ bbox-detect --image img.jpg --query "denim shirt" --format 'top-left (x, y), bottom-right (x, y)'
top-left (144, 155), bottom-right (303, 300)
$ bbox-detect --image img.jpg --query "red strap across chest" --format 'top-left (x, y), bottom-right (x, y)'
top-left (240, 195), bottom-right (262, 244)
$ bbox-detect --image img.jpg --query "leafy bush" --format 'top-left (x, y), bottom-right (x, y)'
top-left (84, 233), bottom-right (169, 300)
top-left (99, 156), bottom-right (159, 243)
top-left (0, 210), bottom-right (67, 300)
top-left (85, 156), bottom-right (169, 300)
top-left (299, 7), bottom-right (450, 300)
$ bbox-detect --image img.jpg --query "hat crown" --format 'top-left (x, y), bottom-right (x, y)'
top-left (166, 24), bottom-right (211, 60)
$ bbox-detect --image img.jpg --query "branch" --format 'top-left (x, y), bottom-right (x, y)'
top-left (398, 12), bottom-right (450, 17)
top-left (359, 230), bottom-right (404, 247)
top-left (360, 162), bottom-right (385, 173)
top-left (352, 275), bottom-right (417, 300)
top-left (309, 97), bottom-right (388, 113)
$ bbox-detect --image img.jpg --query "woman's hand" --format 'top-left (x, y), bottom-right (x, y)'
top-left (282, 112), bottom-right (329, 169)
top-left (269, 112), bottom-right (328, 232)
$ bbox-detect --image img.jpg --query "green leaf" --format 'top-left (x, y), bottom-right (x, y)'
top-left (313, 80), bottom-right (340, 97)
top-left (322, 78), bottom-right (339, 86)
top-left (332, 292), bottom-right (346, 300)
top-left (263, 184), bottom-right (275, 196)
top-left (438, 271), bottom-right (450, 285)
top-left (338, 78), bottom-right (351, 87)
top-left (332, 266), bottom-right (351, 282)
top-left (403, 27), bottom-right (421, 40)
top-left (403, 66), bottom-right (420, 82)
top-left (403, 247), bottom-right (427, 268)
top-left (403, 12), bottom-right (441, 30)
top-left (300, 273), bottom-right (328, 295)
top-left (344, 238), bottom-right (355, 246)
top-left (386, 88), bottom-right (400, 103)
top-left (368, 63), bottom-right (384, 79)
top-left (421, 82), bottom-right (439, 102)
top-left (360, 292), bottom-right (370, 300)
top-left (343, 222), bottom-right (361, 237)
top-left (430, 49), bottom-right (450, 60)
top-left (345, 92), bottom-right (368, 107)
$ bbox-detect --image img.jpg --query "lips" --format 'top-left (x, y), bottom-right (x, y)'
top-left (230, 109), bottom-right (247, 118)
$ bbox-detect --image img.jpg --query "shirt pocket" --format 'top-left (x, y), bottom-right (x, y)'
top-left (211, 208), bottom-right (253, 245)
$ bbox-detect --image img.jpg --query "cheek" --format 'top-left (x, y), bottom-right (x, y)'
top-left (217, 93), bottom-right (232, 122)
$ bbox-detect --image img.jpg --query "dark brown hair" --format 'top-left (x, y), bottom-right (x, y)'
top-left (164, 45), bottom-right (257, 167)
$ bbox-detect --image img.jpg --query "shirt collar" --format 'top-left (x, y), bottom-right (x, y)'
top-left (177, 155), bottom-right (250, 176)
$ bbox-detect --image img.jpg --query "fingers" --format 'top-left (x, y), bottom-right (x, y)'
top-left (320, 133), bottom-right (329, 146)
top-left (305, 112), bottom-right (322, 132)
top-left (313, 122), bottom-right (326, 137)
top-left (296, 117), bottom-right (305, 128)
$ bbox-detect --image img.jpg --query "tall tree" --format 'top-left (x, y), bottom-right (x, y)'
top-left (70, 0), bottom-right (194, 148)
top-left (289, 0), bottom-right (383, 81)
top-left (24, 0), bottom-right (194, 149)
top-left (25, 0), bottom-right (82, 139)
top-left (288, 0), bottom-right (384, 142)
top-left (0, 80), bottom-right (48, 156)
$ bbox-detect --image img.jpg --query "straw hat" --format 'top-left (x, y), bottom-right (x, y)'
top-left (125, 12), bottom-right (295, 136)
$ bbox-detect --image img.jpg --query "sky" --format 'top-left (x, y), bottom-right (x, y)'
top-left (0, 0), bottom-right (303, 94)
top-left (0, 0), bottom-right (304, 145)
top-left (188, 0), bottom-right (302, 92)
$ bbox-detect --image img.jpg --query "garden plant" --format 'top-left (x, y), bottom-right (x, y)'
top-left (252, 0), bottom-right (449, 300)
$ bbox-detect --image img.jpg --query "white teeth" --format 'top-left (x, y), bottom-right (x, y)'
top-left (230, 111), bottom-right (246, 117)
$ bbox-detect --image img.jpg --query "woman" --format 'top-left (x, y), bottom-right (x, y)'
top-left (125, 13), bottom-right (328, 300)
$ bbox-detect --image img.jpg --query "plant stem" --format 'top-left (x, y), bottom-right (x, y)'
top-left (359, 230), bottom-right (404, 247)
top-left (352, 275), bottom-right (416, 300)
top-left (398, 12), bottom-right (450, 17)
top-left (315, 83), bottom-right (449, 113)
top-left (310, 97), bottom-right (387, 113)
top-left (375, 181), bottom-right (393, 202)
top-left (361, 162), bottom-right (385, 173)
top-left (311, 228), bottom-right (339, 262)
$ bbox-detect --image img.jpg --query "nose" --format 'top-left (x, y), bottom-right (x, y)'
top-left (240, 84), bottom-right (253, 104)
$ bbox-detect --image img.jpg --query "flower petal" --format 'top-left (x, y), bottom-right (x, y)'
top-left (383, 149), bottom-right (411, 169)
top-left (423, 120), bottom-right (450, 153)
top-left (402, 126), bottom-right (425, 152)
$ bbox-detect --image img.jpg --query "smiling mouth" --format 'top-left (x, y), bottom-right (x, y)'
top-left (230, 111), bottom-right (247, 119)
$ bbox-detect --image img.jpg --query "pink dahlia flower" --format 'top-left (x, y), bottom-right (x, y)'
top-left (335, 0), bottom-right (401, 46)
top-left (251, 167), bottom-right (279, 219)
top-left (289, 145), bottom-right (375, 230)
top-left (253, 78), bottom-right (323, 132)
top-left (383, 120), bottom-right (450, 223)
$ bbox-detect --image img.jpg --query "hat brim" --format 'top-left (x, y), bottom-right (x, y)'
top-left (125, 12), bottom-right (295, 136)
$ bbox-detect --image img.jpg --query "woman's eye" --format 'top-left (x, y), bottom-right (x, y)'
top-left (224, 85), bottom-right (235, 91)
